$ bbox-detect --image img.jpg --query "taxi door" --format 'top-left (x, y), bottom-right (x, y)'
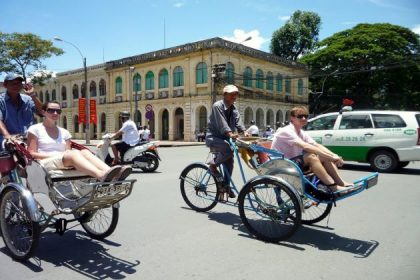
top-left (331, 112), bottom-right (375, 161)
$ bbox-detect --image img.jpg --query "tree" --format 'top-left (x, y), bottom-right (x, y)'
top-left (270, 10), bottom-right (321, 61)
top-left (301, 23), bottom-right (420, 112)
top-left (0, 32), bottom-right (63, 83)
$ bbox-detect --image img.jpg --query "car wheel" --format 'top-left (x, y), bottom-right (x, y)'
top-left (369, 150), bottom-right (398, 172)
top-left (397, 161), bottom-right (410, 169)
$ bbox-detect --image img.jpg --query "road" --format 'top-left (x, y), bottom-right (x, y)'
top-left (0, 146), bottom-right (419, 280)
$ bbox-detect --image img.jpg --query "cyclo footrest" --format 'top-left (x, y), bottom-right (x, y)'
top-left (54, 179), bottom-right (136, 214)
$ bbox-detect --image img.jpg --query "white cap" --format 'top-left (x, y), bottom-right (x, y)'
top-left (4, 73), bottom-right (24, 82)
top-left (223, 84), bottom-right (239, 94)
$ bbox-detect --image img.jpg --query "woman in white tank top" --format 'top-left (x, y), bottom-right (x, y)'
top-left (27, 101), bottom-right (131, 182)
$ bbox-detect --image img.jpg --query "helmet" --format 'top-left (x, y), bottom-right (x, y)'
top-left (250, 120), bottom-right (255, 124)
top-left (119, 111), bottom-right (130, 118)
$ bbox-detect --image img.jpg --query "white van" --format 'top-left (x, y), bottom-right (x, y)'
top-left (305, 110), bottom-right (420, 172)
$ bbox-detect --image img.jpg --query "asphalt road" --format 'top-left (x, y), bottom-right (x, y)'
top-left (0, 146), bottom-right (419, 280)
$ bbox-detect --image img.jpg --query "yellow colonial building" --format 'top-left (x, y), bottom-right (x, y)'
top-left (36, 37), bottom-right (309, 141)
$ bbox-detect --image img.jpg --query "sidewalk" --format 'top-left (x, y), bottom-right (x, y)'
top-left (72, 139), bottom-right (206, 148)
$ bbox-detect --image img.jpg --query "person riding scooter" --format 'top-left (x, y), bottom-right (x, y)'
top-left (111, 111), bottom-right (140, 165)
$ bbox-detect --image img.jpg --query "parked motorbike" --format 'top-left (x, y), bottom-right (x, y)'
top-left (97, 133), bottom-right (161, 172)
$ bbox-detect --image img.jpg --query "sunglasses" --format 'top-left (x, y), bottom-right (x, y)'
top-left (295, 114), bottom-right (309, 119)
top-left (46, 108), bottom-right (62, 114)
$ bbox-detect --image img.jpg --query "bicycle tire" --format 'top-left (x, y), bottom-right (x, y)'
top-left (78, 206), bottom-right (119, 240)
top-left (180, 163), bottom-right (219, 212)
top-left (0, 188), bottom-right (40, 261)
top-left (238, 177), bottom-right (301, 242)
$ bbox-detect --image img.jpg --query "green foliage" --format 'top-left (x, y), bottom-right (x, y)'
top-left (270, 10), bottom-right (321, 61)
top-left (0, 32), bottom-right (63, 82)
top-left (301, 23), bottom-right (420, 113)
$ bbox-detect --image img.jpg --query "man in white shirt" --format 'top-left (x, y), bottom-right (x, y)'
top-left (111, 111), bottom-right (140, 165)
top-left (142, 125), bottom-right (150, 141)
top-left (245, 120), bottom-right (259, 137)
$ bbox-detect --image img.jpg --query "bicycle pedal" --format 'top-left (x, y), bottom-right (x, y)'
top-left (55, 218), bottom-right (68, 235)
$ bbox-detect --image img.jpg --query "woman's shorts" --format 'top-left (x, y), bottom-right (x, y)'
top-left (40, 154), bottom-right (69, 172)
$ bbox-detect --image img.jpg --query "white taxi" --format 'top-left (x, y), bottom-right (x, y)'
top-left (305, 110), bottom-right (420, 172)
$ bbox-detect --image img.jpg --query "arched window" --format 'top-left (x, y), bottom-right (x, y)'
top-left (62, 116), bottom-right (67, 129)
top-left (276, 74), bottom-right (283, 92)
top-left (297, 79), bottom-right (304, 95)
top-left (61, 86), bottom-right (67, 100)
top-left (51, 89), bottom-right (56, 100)
top-left (146, 71), bottom-right (154, 90)
top-left (133, 73), bottom-right (141, 91)
top-left (115, 77), bottom-right (123, 94)
top-left (99, 79), bottom-right (106, 96)
top-left (285, 76), bottom-right (291, 94)
top-left (100, 113), bottom-right (106, 132)
top-left (158, 68), bottom-right (169, 88)
top-left (72, 84), bottom-right (79, 99)
top-left (243, 67), bottom-right (253, 87)
top-left (173, 66), bottom-right (184, 87)
top-left (81, 81), bottom-right (86, 98)
top-left (45, 90), bottom-right (50, 102)
top-left (39, 91), bottom-right (44, 102)
top-left (266, 72), bottom-right (273, 91)
top-left (226, 62), bottom-right (234, 84)
top-left (73, 115), bottom-right (79, 133)
top-left (196, 62), bottom-right (207, 84)
top-left (256, 69), bottom-right (264, 89)
top-left (90, 81), bottom-right (97, 97)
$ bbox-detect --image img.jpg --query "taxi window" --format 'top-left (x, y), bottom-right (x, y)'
top-left (372, 114), bottom-right (406, 128)
top-left (339, 114), bottom-right (372, 129)
top-left (306, 115), bottom-right (337, 131)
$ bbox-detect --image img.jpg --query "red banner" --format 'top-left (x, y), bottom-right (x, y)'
top-left (90, 99), bottom-right (97, 124)
top-left (78, 98), bottom-right (86, 124)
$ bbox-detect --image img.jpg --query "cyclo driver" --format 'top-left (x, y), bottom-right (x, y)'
top-left (205, 84), bottom-right (249, 200)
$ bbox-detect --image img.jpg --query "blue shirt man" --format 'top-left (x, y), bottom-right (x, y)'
top-left (0, 73), bottom-right (42, 146)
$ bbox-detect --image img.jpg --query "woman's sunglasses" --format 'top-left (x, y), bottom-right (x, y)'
top-left (46, 108), bottom-right (62, 114)
top-left (295, 114), bottom-right (308, 119)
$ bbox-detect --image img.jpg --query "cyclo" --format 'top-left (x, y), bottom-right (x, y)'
top-left (0, 136), bottom-right (135, 261)
top-left (180, 137), bottom-right (378, 242)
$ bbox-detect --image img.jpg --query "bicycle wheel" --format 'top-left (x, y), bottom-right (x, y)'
top-left (77, 206), bottom-right (119, 240)
top-left (301, 198), bottom-right (332, 225)
top-left (0, 188), bottom-right (40, 261)
top-left (238, 178), bottom-right (301, 242)
top-left (180, 163), bottom-right (218, 212)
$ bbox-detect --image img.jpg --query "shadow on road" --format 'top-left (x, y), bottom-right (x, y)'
top-left (186, 207), bottom-right (378, 258)
top-left (2, 230), bottom-right (140, 279)
top-left (285, 225), bottom-right (379, 258)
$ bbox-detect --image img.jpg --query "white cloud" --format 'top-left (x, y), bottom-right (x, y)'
top-left (278, 15), bottom-right (290, 21)
top-left (412, 24), bottom-right (420, 35)
top-left (222, 29), bottom-right (269, 50)
top-left (173, 2), bottom-right (185, 8)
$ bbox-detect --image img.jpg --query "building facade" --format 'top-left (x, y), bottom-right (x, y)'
top-left (36, 37), bottom-right (309, 141)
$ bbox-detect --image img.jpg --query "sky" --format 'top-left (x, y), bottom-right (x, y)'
top-left (1, 0), bottom-right (419, 78)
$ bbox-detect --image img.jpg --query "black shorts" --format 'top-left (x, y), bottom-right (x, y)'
top-left (114, 141), bottom-right (131, 154)
top-left (289, 155), bottom-right (305, 170)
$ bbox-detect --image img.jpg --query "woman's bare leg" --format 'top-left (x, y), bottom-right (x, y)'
top-left (80, 149), bottom-right (110, 171)
top-left (62, 150), bottom-right (106, 179)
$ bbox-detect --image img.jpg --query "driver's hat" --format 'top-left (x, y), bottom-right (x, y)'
top-left (119, 111), bottom-right (130, 118)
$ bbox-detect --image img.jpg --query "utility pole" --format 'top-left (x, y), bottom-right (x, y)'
top-left (211, 64), bottom-right (227, 104)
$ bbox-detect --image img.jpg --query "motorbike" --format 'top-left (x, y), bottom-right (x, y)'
top-left (97, 133), bottom-right (161, 172)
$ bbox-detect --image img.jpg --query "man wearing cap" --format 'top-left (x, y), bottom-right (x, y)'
top-left (206, 84), bottom-right (249, 199)
top-left (110, 111), bottom-right (140, 165)
top-left (0, 73), bottom-right (43, 145)
top-left (246, 120), bottom-right (259, 137)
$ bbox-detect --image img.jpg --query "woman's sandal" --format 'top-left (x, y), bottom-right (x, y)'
top-left (99, 166), bottom-right (121, 182)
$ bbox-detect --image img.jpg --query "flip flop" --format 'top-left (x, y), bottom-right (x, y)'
top-left (117, 166), bottom-right (132, 181)
top-left (99, 166), bottom-right (121, 182)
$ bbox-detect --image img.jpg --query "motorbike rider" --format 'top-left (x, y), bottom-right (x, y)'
top-left (111, 111), bottom-right (140, 165)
